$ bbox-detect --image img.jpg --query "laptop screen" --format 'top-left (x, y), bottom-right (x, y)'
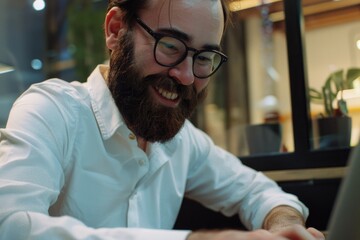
top-left (327, 144), bottom-right (360, 240)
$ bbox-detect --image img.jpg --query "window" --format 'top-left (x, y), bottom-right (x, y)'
top-left (198, 0), bottom-right (358, 169)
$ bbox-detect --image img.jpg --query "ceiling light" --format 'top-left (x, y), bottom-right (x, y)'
top-left (33, 0), bottom-right (45, 11)
top-left (31, 59), bottom-right (43, 70)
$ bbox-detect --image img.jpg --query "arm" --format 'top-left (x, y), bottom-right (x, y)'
top-left (0, 82), bottom-right (190, 240)
top-left (184, 181), bottom-right (324, 240)
top-left (182, 123), bottom-right (309, 230)
top-left (263, 205), bottom-right (325, 239)
top-left (185, 201), bottom-right (324, 240)
top-left (0, 212), bottom-right (190, 240)
top-left (182, 123), bottom-right (325, 240)
top-left (186, 226), bottom-right (325, 240)
top-left (262, 205), bottom-right (305, 232)
top-left (186, 207), bottom-right (323, 240)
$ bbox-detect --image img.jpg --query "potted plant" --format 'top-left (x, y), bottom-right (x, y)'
top-left (309, 67), bottom-right (360, 149)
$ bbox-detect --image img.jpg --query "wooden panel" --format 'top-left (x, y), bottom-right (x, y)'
top-left (305, 5), bottom-right (360, 30)
top-left (263, 167), bottom-right (346, 182)
top-left (231, 0), bottom-right (360, 30)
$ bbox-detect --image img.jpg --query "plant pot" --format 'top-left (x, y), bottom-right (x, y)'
top-left (315, 116), bottom-right (352, 149)
top-left (245, 123), bottom-right (282, 155)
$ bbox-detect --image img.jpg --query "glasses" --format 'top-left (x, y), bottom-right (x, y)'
top-left (135, 17), bottom-right (228, 79)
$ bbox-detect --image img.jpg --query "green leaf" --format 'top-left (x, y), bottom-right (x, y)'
top-left (309, 88), bottom-right (323, 104)
top-left (346, 68), bottom-right (360, 89)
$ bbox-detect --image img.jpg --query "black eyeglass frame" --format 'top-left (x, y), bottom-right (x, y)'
top-left (135, 17), bottom-right (228, 79)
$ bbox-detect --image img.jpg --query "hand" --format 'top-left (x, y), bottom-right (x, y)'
top-left (274, 225), bottom-right (325, 240)
top-left (186, 226), bottom-right (325, 240)
top-left (307, 227), bottom-right (326, 239)
top-left (187, 229), bottom-right (292, 240)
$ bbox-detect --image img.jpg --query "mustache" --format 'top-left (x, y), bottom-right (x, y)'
top-left (144, 74), bottom-right (196, 100)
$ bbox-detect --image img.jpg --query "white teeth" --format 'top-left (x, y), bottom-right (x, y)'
top-left (156, 87), bottom-right (178, 100)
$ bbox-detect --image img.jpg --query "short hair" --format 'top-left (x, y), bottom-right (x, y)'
top-left (107, 0), bottom-right (230, 30)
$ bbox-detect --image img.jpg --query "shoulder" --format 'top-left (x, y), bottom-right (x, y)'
top-left (7, 79), bottom-right (92, 165)
top-left (10, 79), bottom-right (92, 138)
top-left (15, 79), bottom-right (91, 114)
top-left (23, 79), bottom-right (89, 103)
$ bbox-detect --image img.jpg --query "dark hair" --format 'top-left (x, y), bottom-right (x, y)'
top-left (107, 0), bottom-right (148, 26)
top-left (107, 0), bottom-right (230, 30)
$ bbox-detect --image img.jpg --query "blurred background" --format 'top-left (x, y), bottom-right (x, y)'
top-left (0, 0), bottom-right (359, 157)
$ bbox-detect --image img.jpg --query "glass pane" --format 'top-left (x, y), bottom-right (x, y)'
top-left (198, 0), bottom-right (294, 156)
top-left (305, 1), bottom-right (360, 150)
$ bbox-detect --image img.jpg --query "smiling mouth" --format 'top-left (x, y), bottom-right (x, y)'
top-left (155, 86), bottom-right (179, 100)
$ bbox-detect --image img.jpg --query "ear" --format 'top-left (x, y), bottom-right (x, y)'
top-left (105, 7), bottom-right (125, 50)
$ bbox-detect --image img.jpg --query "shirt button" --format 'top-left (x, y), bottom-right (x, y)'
top-left (138, 159), bottom-right (145, 166)
top-left (129, 133), bottom-right (136, 140)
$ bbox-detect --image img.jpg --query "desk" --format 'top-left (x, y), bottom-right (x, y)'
top-left (263, 167), bottom-right (346, 182)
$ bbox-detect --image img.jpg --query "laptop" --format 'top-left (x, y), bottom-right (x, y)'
top-left (326, 143), bottom-right (360, 240)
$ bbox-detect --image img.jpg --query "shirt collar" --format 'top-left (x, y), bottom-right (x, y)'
top-left (86, 64), bottom-right (126, 140)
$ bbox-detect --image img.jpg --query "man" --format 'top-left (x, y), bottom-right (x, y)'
top-left (0, 0), bottom-right (325, 239)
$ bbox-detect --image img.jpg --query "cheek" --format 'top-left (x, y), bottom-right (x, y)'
top-left (194, 78), bottom-right (209, 93)
top-left (133, 34), bottom-right (163, 76)
top-left (134, 47), bottom-right (153, 70)
top-left (135, 48), bottom-right (168, 77)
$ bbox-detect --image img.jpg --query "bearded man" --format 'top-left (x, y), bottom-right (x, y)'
top-left (0, 0), bottom-right (324, 239)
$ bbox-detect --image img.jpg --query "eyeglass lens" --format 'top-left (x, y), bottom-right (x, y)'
top-left (155, 36), bottom-right (223, 78)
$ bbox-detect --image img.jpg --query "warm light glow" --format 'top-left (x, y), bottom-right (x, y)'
top-left (356, 39), bottom-right (360, 50)
top-left (353, 78), bottom-right (360, 89)
top-left (229, 0), bottom-right (258, 12)
top-left (229, 0), bottom-right (282, 12)
top-left (335, 87), bottom-right (360, 112)
top-left (336, 88), bottom-right (360, 101)
top-left (269, 11), bottom-right (284, 22)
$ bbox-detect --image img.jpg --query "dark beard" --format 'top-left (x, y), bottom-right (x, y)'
top-left (107, 30), bottom-right (207, 143)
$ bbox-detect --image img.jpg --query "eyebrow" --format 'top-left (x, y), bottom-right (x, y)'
top-left (157, 28), bottom-right (221, 51)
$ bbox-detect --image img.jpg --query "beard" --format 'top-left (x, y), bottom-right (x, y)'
top-left (107, 29), bottom-right (207, 143)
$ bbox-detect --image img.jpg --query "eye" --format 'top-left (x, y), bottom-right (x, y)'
top-left (195, 53), bottom-right (214, 66)
top-left (157, 37), bottom-right (183, 55)
top-left (159, 41), bottom-right (178, 52)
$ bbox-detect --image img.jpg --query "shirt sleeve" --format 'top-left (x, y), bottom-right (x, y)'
top-left (183, 121), bottom-right (309, 230)
top-left (0, 81), bottom-right (190, 240)
top-left (1, 212), bottom-right (190, 240)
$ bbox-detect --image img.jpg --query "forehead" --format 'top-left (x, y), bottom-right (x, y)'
top-left (139, 0), bottom-right (224, 46)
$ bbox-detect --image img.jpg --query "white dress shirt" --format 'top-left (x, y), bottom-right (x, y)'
top-left (0, 65), bottom-right (308, 240)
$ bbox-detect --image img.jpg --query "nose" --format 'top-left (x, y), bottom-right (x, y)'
top-left (168, 56), bottom-right (195, 86)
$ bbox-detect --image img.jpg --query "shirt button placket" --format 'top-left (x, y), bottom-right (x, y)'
top-left (128, 191), bottom-right (139, 227)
